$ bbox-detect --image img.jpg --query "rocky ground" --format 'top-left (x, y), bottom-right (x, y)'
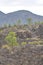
top-left (0, 44), bottom-right (43, 65)
top-left (0, 24), bottom-right (43, 46)
top-left (0, 24), bottom-right (43, 65)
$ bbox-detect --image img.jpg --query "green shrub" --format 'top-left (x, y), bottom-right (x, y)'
top-left (21, 42), bottom-right (27, 45)
top-left (5, 32), bottom-right (19, 47)
top-left (29, 41), bottom-right (43, 45)
top-left (8, 24), bottom-right (11, 27)
top-left (27, 18), bottom-right (32, 25)
top-left (0, 29), bottom-right (3, 32)
top-left (4, 24), bottom-right (8, 28)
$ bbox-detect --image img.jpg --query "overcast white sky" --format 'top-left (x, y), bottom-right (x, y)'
top-left (0, 0), bottom-right (43, 15)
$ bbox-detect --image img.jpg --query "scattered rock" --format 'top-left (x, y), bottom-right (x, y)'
top-left (0, 44), bottom-right (43, 65)
top-left (16, 30), bottom-right (32, 39)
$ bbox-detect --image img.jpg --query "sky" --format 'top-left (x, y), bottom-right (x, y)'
top-left (0, 0), bottom-right (43, 15)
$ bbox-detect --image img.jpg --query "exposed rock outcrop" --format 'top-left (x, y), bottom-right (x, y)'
top-left (16, 30), bottom-right (32, 39)
top-left (36, 24), bottom-right (43, 38)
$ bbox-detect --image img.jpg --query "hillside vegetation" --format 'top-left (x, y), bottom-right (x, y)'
top-left (0, 20), bottom-right (43, 65)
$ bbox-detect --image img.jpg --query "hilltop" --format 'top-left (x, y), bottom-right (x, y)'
top-left (0, 10), bottom-right (43, 27)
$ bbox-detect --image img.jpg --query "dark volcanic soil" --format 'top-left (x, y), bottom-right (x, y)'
top-left (0, 44), bottom-right (43, 65)
top-left (0, 24), bottom-right (43, 65)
